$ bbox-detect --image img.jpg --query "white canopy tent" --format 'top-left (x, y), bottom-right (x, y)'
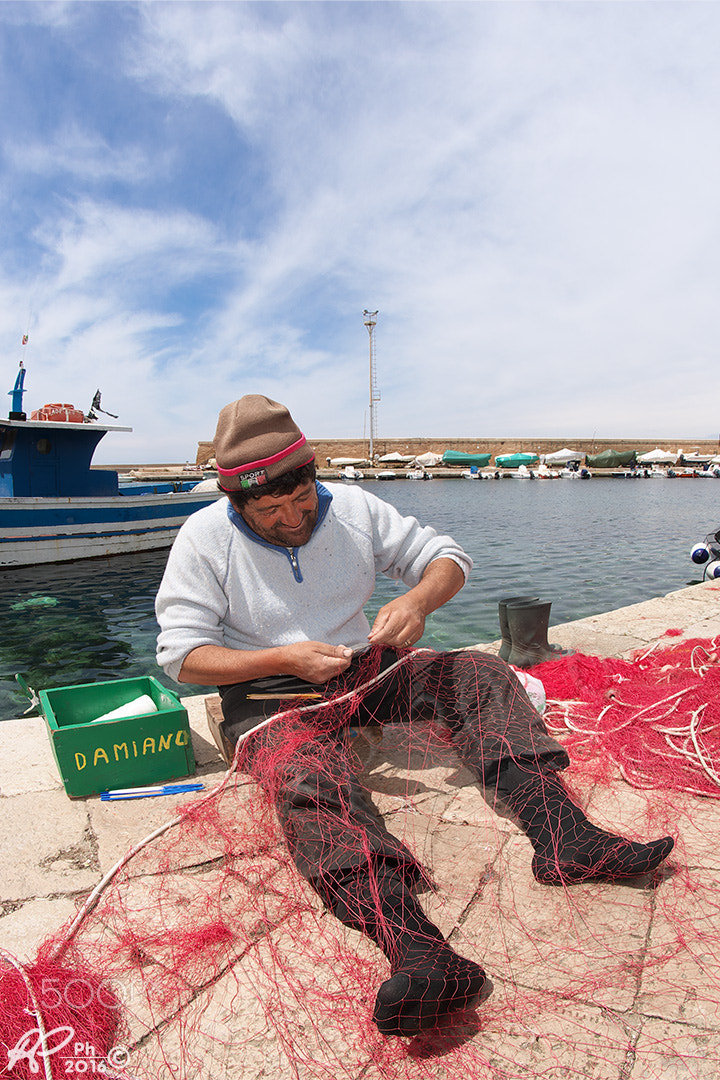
top-left (637, 448), bottom-right (678, 464)
top-left (412, 451), bottom-right (443, 467)
top-left (543, 448), bottom-right (584, 464)
top-left (378, 452), bottom-right (415, 463)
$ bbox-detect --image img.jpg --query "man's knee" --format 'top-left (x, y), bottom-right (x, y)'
top-left (281, 769), bottom-right (372, 815)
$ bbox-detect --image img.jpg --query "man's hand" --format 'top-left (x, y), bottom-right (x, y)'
top-left (281, 641), bottom-right (355, 683)
top-left (367, 595), bottom-right (426, 648)
top-left (367, 558), bottom-right (466, 649)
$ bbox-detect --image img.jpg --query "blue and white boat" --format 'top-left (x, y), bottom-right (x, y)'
top-left (0, 364), bottom-right (221, 568)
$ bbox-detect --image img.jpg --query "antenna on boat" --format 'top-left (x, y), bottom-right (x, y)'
top-left (363, 309), bottom-right (380, 461)
top-left (9, 361), bottom-right (27, 420)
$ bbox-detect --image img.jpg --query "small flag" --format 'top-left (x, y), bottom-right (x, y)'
top-left (21, 335), bottom-right (28, 345)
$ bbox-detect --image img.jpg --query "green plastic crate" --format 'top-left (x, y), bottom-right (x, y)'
top-left (38, 675), bottom-right (195, 799)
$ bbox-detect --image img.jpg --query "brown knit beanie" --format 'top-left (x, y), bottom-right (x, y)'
top-left (213, 395), bottom-right (315, 492)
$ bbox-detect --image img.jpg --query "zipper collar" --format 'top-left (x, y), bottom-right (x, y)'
top-left (226, 481), bottom-right (333, 582)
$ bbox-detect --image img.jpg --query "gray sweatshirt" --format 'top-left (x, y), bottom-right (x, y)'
top-left (155, 481), bottom-right (472, 683)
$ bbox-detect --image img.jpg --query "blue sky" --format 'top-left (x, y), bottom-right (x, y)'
top-left (1, 1), bottom-right (720, 463)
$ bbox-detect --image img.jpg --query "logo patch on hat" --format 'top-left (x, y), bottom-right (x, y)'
top-left (239, 469), bottom-right (269, 489)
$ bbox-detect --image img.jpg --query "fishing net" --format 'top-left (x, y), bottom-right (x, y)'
top-left (2, 638), bottom-right (719, 1078)
top-left (538, 633), bottom-right (720, 797)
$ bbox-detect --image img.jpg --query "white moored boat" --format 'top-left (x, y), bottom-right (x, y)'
top-left (338, 464), bottom-right (364, 481)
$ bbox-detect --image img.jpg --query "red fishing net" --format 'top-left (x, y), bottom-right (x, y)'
top-left (2, 638), bottom-right (718, 1078)
top-left (538, 634), bottom-right (720, 797)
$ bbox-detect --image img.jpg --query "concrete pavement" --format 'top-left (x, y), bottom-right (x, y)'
top-left (2, 579), bottom-right (719, 1079)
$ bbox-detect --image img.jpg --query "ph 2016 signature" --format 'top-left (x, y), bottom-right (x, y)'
top-left (6, 1024), bottom-right (130, 1075)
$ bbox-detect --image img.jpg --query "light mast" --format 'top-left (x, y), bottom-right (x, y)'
top-left (363, 309), bottom-right (380, 460)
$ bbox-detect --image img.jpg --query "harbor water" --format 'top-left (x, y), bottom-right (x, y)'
top-left (1, 476), bottom-right (716, 720)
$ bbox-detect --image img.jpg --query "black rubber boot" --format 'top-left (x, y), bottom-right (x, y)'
top-left (497, 762), bottom-right (674, 885)
top-left (506, 600), bottom-right (573, 668)
top-left (497, 595), bottom-right (539, 661)
top-left (319, 867), bottom-right (486, 1036)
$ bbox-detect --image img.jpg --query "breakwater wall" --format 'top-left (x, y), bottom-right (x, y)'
top-left (195, 434), bottom-right (720, 467)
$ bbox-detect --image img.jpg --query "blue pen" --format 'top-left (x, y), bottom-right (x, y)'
top-left (101, 782), bottom-right (205, 801)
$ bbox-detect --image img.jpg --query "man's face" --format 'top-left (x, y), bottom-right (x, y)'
top-left (239, 480), bottom-right (319, 547)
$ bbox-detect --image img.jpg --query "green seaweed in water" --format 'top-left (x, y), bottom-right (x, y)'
top-left (10, 593), bottom-right (60, 610)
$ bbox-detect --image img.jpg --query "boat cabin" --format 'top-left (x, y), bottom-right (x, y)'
top-left (0, 416), bottom-right (129, 498)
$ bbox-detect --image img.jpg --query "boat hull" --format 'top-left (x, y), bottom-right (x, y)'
top-left (0, 490), bottom-right (222, 567)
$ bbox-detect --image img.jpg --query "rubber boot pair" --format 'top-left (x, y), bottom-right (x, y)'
top-left (318, 866), bottom-right (486, 1037)
top-left (498, 596), bottom-right (573, 668)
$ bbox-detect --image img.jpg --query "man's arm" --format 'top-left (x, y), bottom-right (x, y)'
top-left (179, 557), bottom-right (464, 682)
top-left (178, 640), bottom-right (355, 686)
top-left (367, 557), bottom-right (465, 648)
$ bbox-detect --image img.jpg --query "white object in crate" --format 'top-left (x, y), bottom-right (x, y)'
top-left (91, 694), bottom-right (159, 723)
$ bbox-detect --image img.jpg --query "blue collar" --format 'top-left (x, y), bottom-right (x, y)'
top-left (225, 480), bottom-right (333, 552)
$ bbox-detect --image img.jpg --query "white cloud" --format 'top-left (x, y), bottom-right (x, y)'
top-left (5, 123), bottom-right (157, 183)
top-left (40, 198), bottom-right (234, 291)
top-left (131, 2), bottom-right (314, 129)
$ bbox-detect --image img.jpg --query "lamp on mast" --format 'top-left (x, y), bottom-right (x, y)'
top-left (363, 310), bottom-right (380, 461)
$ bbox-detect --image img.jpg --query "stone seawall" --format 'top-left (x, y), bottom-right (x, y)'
top-left (195, 434), bottom-right (720, 467)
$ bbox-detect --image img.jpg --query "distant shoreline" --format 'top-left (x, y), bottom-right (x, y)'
top-left (100, 463), bottom-right (716, 483)
top-left (97, 434), bottom-right (720, 473)
top-left (195, 434), bottom-right (720, 469)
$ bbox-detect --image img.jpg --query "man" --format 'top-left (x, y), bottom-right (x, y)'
top-left (156, 395), bottom-right (674, 1038)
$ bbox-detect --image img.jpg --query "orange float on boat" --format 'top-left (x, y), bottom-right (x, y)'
top-left (30, 402), bottom-right (85, 423)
